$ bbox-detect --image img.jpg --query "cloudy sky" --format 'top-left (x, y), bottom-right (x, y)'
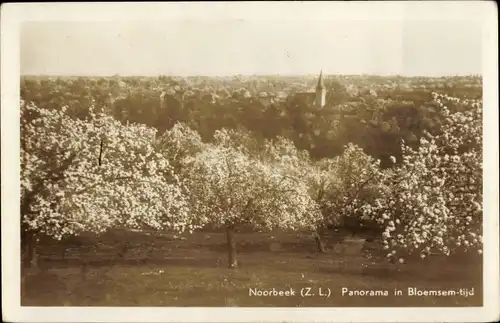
top-left (20, 3), bottom-right (485, 77)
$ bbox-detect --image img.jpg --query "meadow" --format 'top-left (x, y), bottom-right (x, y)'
top-left (22, 229), bottom-right (482, 307)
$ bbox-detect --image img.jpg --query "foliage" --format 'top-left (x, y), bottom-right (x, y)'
top-left (185, 129), bottom-right (319, 231)
top-left (21, 101), bottom-right (192, 240)
top-left (357, 93), bottom-right (483, 260)
top-left (20, 75), bottom-right (483, 165)
top-left (19, 73), bottom-right (483, 262)
top-left (155, 122), bottom-right (204, 173)
top-left (307, 144), bottom-right (386, 229)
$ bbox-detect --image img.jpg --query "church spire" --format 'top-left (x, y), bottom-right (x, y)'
top-left (315, 70), bottom-right (326, 108)
top-left (316, 70), bottom-right (325, 90)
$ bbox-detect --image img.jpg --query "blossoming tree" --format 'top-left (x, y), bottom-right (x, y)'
top-left (21, 101), bottom-right (192, 267)
top-left (325, 144), bottom-right (387, 230)
top-left (298, 143), bottom-right (386, 251)
top-left (155, 122), bottom-right (204, 174)
top-left (186, 130), bottom-right (319, 268)
top-left (259, 136), bottom-right (334, 252)
top-left (358, 93), bottom-right (483, 261)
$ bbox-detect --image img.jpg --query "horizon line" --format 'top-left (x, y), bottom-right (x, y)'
top-left (21, 73), bottom-right (483, 78)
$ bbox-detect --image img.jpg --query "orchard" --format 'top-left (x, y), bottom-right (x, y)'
top-left (20, 79), bottom-right (483, 271)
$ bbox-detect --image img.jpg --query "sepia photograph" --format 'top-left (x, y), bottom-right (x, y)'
top-left (1, 1), bottom-right (499, 322)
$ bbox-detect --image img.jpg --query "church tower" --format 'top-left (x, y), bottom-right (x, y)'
top-left (315, 70), bottom-right (326, 108)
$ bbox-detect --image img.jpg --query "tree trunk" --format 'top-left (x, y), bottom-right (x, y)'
top-left (22, 229), bottom-right (38, 270)
top-left (225, 225), bottom-right (238, 268)
top-left (21, 229), bottom-right (39, 298)
top-left (313, 231), bottom-right (326, 253)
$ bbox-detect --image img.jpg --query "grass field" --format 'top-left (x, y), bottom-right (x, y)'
top-left (21, 229), bottom-right (482, 307)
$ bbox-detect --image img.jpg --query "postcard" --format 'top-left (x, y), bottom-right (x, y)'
top-left (1, 1), bottom-right (498, 322)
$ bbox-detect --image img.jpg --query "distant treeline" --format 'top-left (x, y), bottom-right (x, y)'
top-left (20, 75), bottom-right (482, 168)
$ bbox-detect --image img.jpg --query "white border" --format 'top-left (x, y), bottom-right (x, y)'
top-left (1, 2), bottom-right (499, 322)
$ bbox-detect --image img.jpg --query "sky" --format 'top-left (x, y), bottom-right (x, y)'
top-left (20, 7), bottom-right (484, 77)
